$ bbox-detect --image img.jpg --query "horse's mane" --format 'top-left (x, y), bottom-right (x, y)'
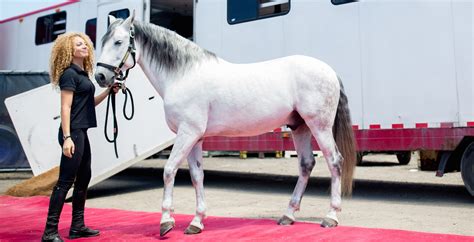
top-left (102, 20), bottom-right (216, 74)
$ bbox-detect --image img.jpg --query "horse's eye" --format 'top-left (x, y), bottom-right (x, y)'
top-left (114, 40), bottom-right (123, 45)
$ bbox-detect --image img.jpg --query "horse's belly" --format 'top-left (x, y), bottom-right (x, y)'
top-left (205, 109), bottom-right (291, 137)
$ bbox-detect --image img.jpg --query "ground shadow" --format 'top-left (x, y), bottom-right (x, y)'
top-left (87, 166), bottom-right (473, 206)
top-left (357, 161), bottom-right (401, 167)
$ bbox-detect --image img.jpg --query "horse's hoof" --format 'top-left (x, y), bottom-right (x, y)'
top-left (160, 221), bottom-right (175, 236)
top-left (321, 218), bottom-right (338, 228)
top-left (184, 224), bottom-right (202, 235)
top-left (277, 215), bottom-right (295, 226)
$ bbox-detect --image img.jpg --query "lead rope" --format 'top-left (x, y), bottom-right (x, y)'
top-left (104, 84), bottom-right (135, 158)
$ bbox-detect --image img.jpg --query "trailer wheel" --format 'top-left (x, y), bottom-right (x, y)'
top-left (356, 152), bottom-right (364, 166)
top-left (461, 142), bottom-right (474, 196)
top-left (0, 125), bottom-right (22, 167)
top-left (396, 152), bottom-right (411, 165)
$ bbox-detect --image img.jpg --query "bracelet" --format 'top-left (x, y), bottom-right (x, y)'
top-left (63, 135), bottom-right (71, 141)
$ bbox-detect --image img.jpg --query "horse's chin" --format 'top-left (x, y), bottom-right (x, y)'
top-left (98, 83), bottom-right (113, 88)
top-left (97, 79), bottom-right (115, 88)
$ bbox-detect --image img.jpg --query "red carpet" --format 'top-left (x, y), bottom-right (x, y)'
top-left (0, 195), bottom-right (471, 242)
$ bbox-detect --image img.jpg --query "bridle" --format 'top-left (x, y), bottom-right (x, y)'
top-left (97, 24), bottom-right (136, 158)
top-left (97, 24), bottom-right (137, 83)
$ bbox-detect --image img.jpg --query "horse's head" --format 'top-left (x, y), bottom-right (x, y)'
top-left (95, 12), bottom-right (137, 87)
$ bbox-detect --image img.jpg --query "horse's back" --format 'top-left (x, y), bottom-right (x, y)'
top-left (238, 55), bottom-right (339, 88)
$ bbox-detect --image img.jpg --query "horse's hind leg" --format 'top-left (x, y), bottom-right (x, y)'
top-left (184, 140), bottom-right (206, 235)
top-left (160, 129), bottom-right (201, 236)
top-left (278, 123), bottom-right (315, 225)
top-left (306, 120), bottom-right (343, 228)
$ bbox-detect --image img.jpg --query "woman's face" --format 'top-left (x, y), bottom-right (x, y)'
top-left (72, 36), bottom-right (89, 59)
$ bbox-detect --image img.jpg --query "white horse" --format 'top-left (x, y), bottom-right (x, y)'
top-left (95, 13), bottom-right (356, 236)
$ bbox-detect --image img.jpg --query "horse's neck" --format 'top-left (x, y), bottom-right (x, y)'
top-left (137, 53), bottom-right (171, 98)
top-left (134, 23), bottom-right (221, 96)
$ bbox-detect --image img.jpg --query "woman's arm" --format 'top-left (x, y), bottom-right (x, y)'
top-left (94, 87), bottom-right (110, 106)
top-left (61, 90), bottom-right (75, 158)
top-left (94, 85), bottom-right (120, 106)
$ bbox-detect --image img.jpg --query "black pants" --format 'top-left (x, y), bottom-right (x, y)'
top-left (42, 128), bottom-right (93, 239)
top-left (56, 128), bottom-right (91, 192)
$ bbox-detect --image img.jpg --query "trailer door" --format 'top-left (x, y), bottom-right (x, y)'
top-left (194, 0), bottom-right (222, 54)
top-left (96, 0), bottom-right (146, 54)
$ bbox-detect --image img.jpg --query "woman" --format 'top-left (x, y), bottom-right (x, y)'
top-left (42, 32), bottom-right (118, 242)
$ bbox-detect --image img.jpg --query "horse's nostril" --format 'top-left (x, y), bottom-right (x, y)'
top-left (95, 73), bottom-right (106, 83)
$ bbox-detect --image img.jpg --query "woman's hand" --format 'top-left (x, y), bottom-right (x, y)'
top-left (63, 138), bottom-right (75, 158)
top-left (95, 83), bottom-right (121, 106)
top-left (110, 83), bottom-right (121, 94)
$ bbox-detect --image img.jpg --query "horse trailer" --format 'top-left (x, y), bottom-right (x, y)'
top-left (0, 0), bottom-right (473, 195)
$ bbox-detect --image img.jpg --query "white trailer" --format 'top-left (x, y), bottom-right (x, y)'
top-left (0, 0), bottom-right (473, 194)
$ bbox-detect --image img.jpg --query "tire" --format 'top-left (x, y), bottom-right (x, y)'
top-left (396, 152), bottom-right (411, 165)
top-left (0, 125), bottom-right (22, 167)
top-left (461, 142), bottom-right (474, 196)
top-left (356, 152), bottom-right (364, 166)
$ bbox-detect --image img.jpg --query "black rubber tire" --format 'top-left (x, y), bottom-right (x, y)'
top-left (461, 143), bottom-right (474, 196)
top-left (396, 152), bottom-right (411, 165)
top-left (356, 152), bottom-right (364, 166)
top-left (0, 125), bottom-right (22, 167)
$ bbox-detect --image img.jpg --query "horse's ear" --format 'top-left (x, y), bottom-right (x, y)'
top-left (122, 10), bottom-right (135, 28)
top-left (131, 9), bottom-right (135, 23)
top-left (108, 15), bottom-right (117, 24)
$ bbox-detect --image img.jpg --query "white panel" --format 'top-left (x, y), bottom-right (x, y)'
top-left (16, 16), bottom-right (34, 70)
top-left (194, 0), bottom-right (223, 54)
top-left (360, 0), bottom-right (457, 128)
top-left (452, 0), bottom-right (473, 125)
top-left (5, 85), bottom-right (62, 171)
top-left (5, 68), bottom-right (175, 187)
top-left (0, 20), bottom-right (19, 69)
top-left (220, 1), bottom-right (285, 62)
top-left (283, 0), bottom-right (363, 127)
top-left (64, 4), bottom-right (81, 31)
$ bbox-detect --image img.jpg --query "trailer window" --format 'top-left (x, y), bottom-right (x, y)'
top-left (228, 0), bottom-right (290, 25)
top-left (331, 0), bottom-right (358, 5)
top-left (150, 0), bottom-right (193, 39)
top-left (85, 18), bottom-right (97, 48)
top-left (35, 11), bottom-right (67, 45)
top-left (108, 9), bottom-right (130, 26)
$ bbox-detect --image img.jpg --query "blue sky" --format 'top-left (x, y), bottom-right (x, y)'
top-left (0, 0), bottom-right (64, 20)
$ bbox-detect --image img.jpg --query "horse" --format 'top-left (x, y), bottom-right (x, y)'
top-left (95, 12), bottom-right (357, 236)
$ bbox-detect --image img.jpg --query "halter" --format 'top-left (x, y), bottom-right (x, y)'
top-left (97, 24), bottom-right (137, 84)
top-left (97, 24), bottom-right (136, 158)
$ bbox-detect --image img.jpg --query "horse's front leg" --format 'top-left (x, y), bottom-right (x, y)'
top-left (184, 140), bottom-right (206, 234)
top-left (160, 128), bottom-right (201, 236)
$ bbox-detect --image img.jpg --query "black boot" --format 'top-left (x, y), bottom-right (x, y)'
top-left (69, 190), bottom-right (99, 239)
top-left (42, 186), bottom-right (68, 242)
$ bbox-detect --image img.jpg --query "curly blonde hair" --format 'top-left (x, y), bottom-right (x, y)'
top-left (49, 32), bottom-right (94, 87)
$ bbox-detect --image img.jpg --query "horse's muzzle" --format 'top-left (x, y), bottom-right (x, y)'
top-left (95, 72), bottom-right (112, 87)
top-left (95, 73), bottom-right (106, 83)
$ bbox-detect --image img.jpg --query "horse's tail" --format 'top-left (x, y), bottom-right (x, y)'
top-left (333, 76), bottom-right (357, 196)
